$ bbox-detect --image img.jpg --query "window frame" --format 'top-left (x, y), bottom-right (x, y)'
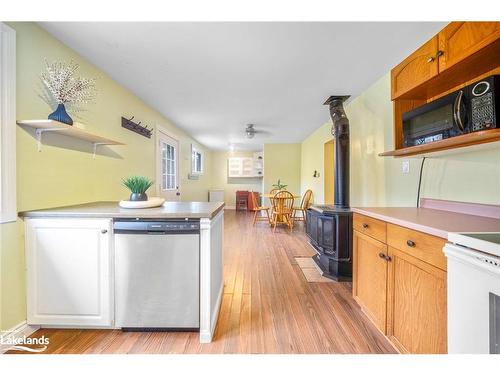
top-left (191, 144), bottom-right (204, 175)
top-left (0, 23), bottom-right (16, 223)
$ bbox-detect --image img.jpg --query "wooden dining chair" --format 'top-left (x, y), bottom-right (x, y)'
top-left (270, 190), bottom-right (295, 232)
top-left (293, 189), bottom-right (313, 223)
top-left (250, 192), bottom-right (271, 226)
top-left (268, 188), bottom-right (280, 214)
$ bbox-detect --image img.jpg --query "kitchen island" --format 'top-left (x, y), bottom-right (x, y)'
top-left (20, 201), bottom-right (225, 343)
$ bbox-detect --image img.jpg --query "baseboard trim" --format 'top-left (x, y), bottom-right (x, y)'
top-left (0, 321), bottom-right (40, 354)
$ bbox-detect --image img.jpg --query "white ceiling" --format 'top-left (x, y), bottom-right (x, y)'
top-left (39, 22), bottom-right (446, 151)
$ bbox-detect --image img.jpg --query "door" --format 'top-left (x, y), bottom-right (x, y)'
top-left (228, 157), bottom-right (242, 177)
top-left (241, 157), bottom-right (254, 177)
top-left (25, 218), bottom-right (112, 327)
top-left (114, 232), bottom-right (200, 328)
top-left (318, 215), bottom-right (335, 255)
top-left (386, 246), bottom-right (447, 354)
top-left (306, 210), bottom-right (318, 245)
top-left (157, 129), bottom-right (180, 201)
top-left (391, 36), bottom-right (439, 99)
top-left (352, 230), bottom-right (388, 333)
top-left (438, 22), bottom-right (500, 72)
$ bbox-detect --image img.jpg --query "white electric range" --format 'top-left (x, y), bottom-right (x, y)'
top-left (444, 232), bottom-right (500, 354)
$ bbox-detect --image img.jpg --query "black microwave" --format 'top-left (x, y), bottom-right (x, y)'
top-left (403, 75), bottom-right (499, 147)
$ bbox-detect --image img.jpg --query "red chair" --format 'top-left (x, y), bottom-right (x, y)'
top-left (235, 191), bottom-right (249, 211)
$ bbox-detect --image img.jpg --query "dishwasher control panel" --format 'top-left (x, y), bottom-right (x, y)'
top-left (113, 219), bottom-right (200, 234)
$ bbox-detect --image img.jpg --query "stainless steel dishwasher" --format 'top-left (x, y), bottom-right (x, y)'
top-left (114, 219), bottom-right (200, 331)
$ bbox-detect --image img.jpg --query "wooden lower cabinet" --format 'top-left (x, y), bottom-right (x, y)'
top-left (352, 213), bottom-right (448, 354)
top-left (353, 231), bottom-right (388, 333)
top-left (386, 246), bottom-right (447, 354)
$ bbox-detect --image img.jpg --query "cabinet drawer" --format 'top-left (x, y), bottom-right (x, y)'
top-left (386, 224), bottom-right (447, 271)
top-left (353, 213), bottom-right (387, 243)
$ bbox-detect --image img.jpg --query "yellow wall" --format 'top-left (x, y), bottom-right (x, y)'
top-left (301, 124), bottom-right (333, 204)
top-left (324, 141), bottom-right (334, 205)
top-left (263, 143), bottom-right (301, 204)
top-left (210, 151), bottom-right (263, 208)
top-left (301, 73), bottom-right (500, 207)
top-left (0, 22), bottom-right (213, 331)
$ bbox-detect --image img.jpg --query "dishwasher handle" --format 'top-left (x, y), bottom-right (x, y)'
top-left (113, 219), bottom-right (200, 234)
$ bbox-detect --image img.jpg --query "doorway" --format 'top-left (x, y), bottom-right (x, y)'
top-left (156, 128), bottom-right (181, 201)
top-left (324, 140), bottom-right (334, 205)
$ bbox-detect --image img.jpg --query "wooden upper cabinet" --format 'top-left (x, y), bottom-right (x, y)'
top-left (438, 22), bottom-right (500, 72)
top-left (391, 36), bottom-right (439, 100)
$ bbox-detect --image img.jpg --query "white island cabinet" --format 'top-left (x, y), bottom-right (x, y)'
top-left (22, 201), bottom-right (225, 343)
top-left (25, 218), bottom-right (113, 327)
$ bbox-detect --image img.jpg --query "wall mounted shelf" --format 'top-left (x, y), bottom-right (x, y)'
top-left (379, 129), bottom-right (500, 158)
top-left (17, 119), bottom-right (125, 158)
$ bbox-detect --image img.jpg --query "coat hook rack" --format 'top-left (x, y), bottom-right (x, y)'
top-left (121, 116), bottom-right (153, 138)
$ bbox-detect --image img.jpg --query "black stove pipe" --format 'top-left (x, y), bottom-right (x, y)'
top-left (324, 95), bottom-right (351, 208)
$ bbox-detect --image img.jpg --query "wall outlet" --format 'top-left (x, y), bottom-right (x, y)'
top-left (402, 160), bottom-right (410, 174)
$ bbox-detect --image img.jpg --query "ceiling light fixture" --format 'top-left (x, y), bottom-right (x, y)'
top-left (245, 124), bottom-right (256, 139)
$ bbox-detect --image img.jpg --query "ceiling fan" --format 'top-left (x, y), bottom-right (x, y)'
top-left (245, 124), bottom-right (257, 139)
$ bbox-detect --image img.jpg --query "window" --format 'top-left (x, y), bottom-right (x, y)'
top-left (191, 145), bottom-right (203, 174)
top-left (161, 141), bottom-right (177, 190)
top-left (0, 23), bottom-right (16, 223)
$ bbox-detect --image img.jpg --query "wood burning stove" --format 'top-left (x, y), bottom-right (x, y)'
top-left (305, 96), bottom-right (353, 281)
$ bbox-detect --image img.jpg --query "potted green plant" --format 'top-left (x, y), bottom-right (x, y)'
top-left (272, 179), bottom-right (287, 190)
top-left (122, 176), bottom-right (154, 201)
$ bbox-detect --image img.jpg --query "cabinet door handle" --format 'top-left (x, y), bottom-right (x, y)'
top-left (101, 229), bottom-right (108, 234)
top-left (427, 56), bottom-right (435, 63)
top-left (379, 252), bottom-right (392, 262)
top-left (436, 50), bottom-right (444, 58)
top-left (406, 239), bottom-right (416, 247)
top-left (362, 223), bottom-right (369, 229)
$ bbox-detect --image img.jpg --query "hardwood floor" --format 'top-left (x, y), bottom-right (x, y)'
top-left (8, 210), bottom-right (396, 354)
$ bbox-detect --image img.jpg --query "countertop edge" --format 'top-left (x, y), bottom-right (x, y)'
top-left (19, 202), bottom-right (226, 220)
top-left (351, 207), bottom-right (449, 239)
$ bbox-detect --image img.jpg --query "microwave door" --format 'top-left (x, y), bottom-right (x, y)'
top-left (403, 104), bottom-right (454, 146)
top-left (403, 91), bottom-right (462, 146)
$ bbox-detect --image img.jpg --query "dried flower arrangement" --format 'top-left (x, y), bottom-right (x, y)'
top-left (39, 60), bottom-right (97, 125)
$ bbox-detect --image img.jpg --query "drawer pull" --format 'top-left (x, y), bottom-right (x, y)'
top-left (379, 252), bottom-right (386, 259)
top-left (406, 239), bottom-right (416, 247)
top-left (101, 229), bottom-right (108, 234)
top-left (362, 223), bottom-right (369, 229)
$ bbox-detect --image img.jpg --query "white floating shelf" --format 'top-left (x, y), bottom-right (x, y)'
top-left (17, 119), bottom-right (125, 158)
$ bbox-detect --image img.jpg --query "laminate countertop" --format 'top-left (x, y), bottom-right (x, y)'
top-left (352, 207), bottom-right (500, 239)
top-left (19, 201), bottom-right (225, 220)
